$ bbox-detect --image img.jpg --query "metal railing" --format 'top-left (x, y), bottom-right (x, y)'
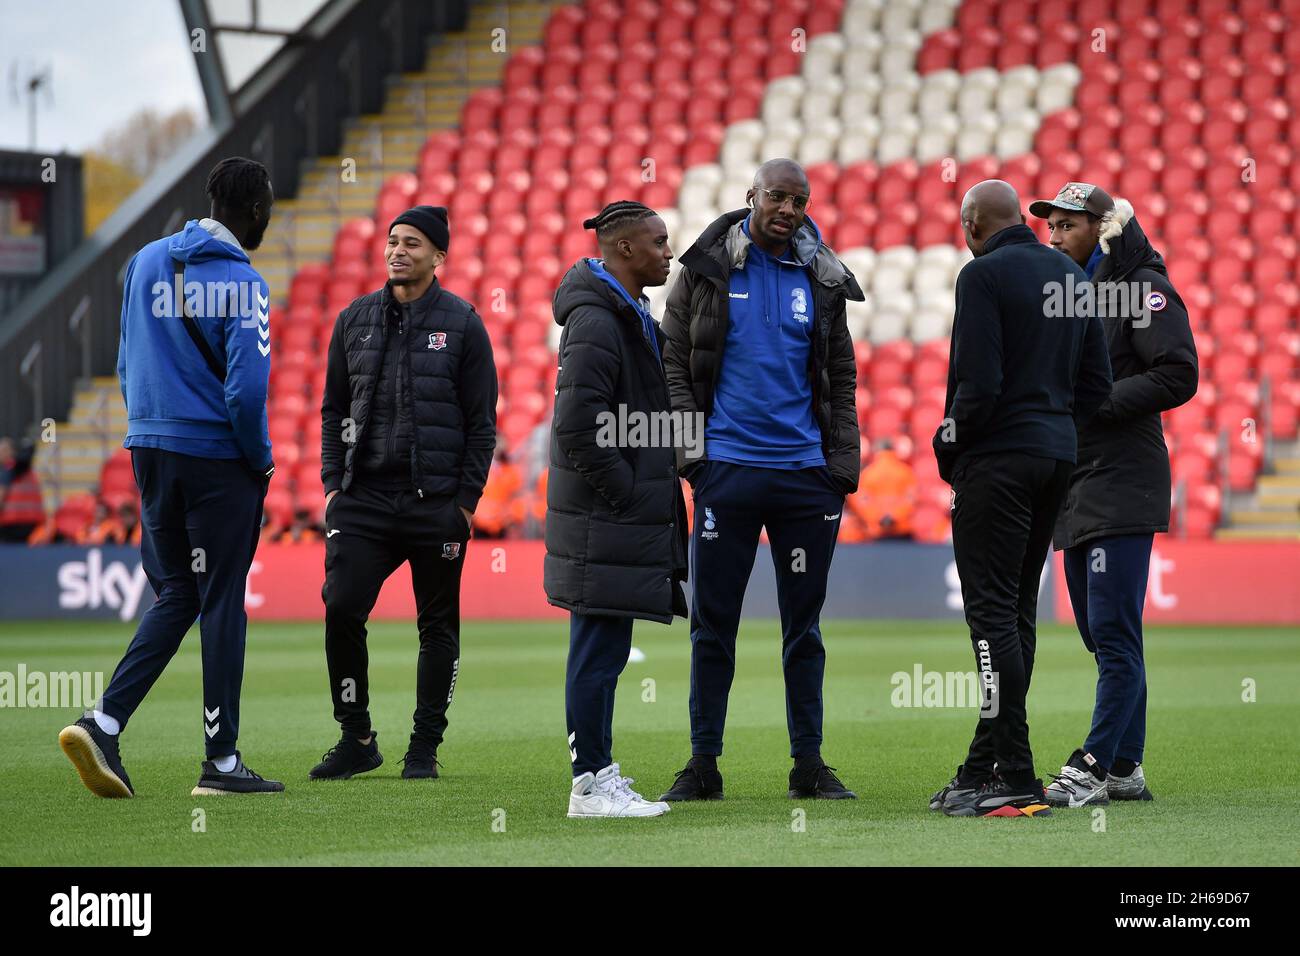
top-left (0, 0), bottom-right (470, 441)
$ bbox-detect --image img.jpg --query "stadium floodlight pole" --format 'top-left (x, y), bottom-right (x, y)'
top-left (179, 0), bottom-right (233, 127)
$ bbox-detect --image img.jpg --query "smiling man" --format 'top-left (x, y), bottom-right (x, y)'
top-left (312, 205), bottom-right (497, 783)
top-left (659, 159), bottom-right (864, 801)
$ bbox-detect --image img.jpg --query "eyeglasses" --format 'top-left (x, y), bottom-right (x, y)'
top-left (753, 186), bottom-right (810, 211)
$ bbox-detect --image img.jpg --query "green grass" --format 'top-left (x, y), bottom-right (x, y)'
top-left (0, 618), bottom-right (1297, 866)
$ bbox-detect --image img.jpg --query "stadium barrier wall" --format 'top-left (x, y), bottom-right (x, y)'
top-left (1, 540), bottom-right (1296, 625)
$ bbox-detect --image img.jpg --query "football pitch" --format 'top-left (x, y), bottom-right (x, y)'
top-left (1, 618), bottom-right (1296, 866)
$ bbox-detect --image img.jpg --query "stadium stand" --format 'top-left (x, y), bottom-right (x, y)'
top-left (25, 0), bottom-right (1300, 543)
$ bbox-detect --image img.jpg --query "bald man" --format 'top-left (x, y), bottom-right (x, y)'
top-left (660, 158), bottom-right (864, 801)
top-left (930, 180), bottom-right (1112, 818)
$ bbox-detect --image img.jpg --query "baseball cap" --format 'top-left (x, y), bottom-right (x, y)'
top-left (1028, 182), bottom-right (1115, 219)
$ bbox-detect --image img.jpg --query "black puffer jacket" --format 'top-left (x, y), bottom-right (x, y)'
top-left (353, 302), bottom-right (413, 483)
top-left (1054, 202), bottom-right (1199, 551)
top-left (321, 279), bottom-right (497, 511)
top-left (660, 209), bottom-right (865, 493)
top-left (544, 260), bottom-right (688, 623)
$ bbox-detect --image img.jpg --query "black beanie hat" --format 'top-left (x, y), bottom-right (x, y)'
top-left (389, 205), bottom-right (449, 252)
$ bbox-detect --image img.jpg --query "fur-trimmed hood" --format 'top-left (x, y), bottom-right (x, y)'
top-left (1094, 197), bottom-right (1167, 284)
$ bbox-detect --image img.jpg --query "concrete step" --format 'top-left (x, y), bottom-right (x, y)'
top-left (1216, 527), bottom-right (1300, 540)
top-left (1275, 457), bottom-right (1300, 474)
top-left (1255, 493), bottom-right (1300, 509)
top-left (41, 431), bottom-right (119, 451)
top-left (1228, 509), bottom-right (1300, 526)
top-left (1254, 478), bottom-right (1300, 495)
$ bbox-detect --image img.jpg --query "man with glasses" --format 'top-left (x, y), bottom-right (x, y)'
top-left (658, 159), bottom-right (865, 801)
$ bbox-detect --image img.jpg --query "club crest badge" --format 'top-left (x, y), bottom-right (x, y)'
top-left (701, 506), bottom-right (719, 540)
top-left (791, 287), bottom-right (808, 323)
top-left (429, 331), bottom-right (447, 350)
top-left (1145, 291), bottom-right (1167, 313)
top-left (442, 542), bottom-right (461, 560)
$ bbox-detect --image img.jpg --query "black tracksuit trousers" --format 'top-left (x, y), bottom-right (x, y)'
top-left (322, 483), bottom-right (469, 747)
top-left (950, 452), bottom-right (1072, 785)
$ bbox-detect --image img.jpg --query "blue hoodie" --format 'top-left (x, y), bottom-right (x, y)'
top-left (116, 219), bottom-right (272, 470)
top-left (1084, 242), bottom-right (1105, 279)
top-left (585, 258), bottom-right (661, 365)
top-left (704, 216), bottom-right (825, 468)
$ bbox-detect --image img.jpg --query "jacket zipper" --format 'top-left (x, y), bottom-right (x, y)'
top-left (388, 308), bottom-right (401, 479)
top-left (402, 304), bottom-right (423, 498)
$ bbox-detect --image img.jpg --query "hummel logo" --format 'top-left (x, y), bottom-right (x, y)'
top-left (824, 512), bottom-right (841, 520)
top-left (728, 292), bottom-right (749, 299)
top-left (326, 529), bottom-right (340, 537)
top-left (204, 705), bottom-right (220, 738)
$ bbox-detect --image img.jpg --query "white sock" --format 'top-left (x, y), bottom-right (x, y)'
top-left (213, 754), bottom-right (237, 772)
top-left (92, 710), bottom-right (120, 736)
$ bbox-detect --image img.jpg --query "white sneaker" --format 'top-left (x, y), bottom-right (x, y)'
top-left (1106, 763), bottom-right (1153, 801)
top-left (1044, 751), bottom-right (1110, 808)
top-left (567, 765), bottom-right (668, 818)
top-left (597, 762), bottom-right (670, 813)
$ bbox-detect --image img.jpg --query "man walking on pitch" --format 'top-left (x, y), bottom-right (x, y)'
top-left (659, 159), bottom-right (864, 801)
top-left (311, 206), bottom-right (497, 782)
top-left (931, 180), bottom-right (1112, 818)
top-left (1030, 184), bottom-right (1197, 807)
top-left (546, 201), bottom-right (687, 818)
top-left (60, 157), bottom-right (281, 797)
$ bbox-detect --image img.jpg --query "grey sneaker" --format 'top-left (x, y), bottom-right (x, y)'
top-left (192, 751), bottom-right (285, 795)
top-left (929, 765), bottom-right (989, 811)
top-left (1106, 764), bottom-right (1153, 801)
top-left (1044, 750), bottom-right (1110, 808)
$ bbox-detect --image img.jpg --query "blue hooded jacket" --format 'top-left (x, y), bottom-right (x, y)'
top-left (116, 220), bottom-right (272, 470)
top-left (704, 215), bottom-right (825, 468)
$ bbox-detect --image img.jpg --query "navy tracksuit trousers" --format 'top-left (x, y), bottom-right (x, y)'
top-left (99, 448), bottom-right (264, 758)
top-left (565, 613), bottom-right (633, 777)
top-left (1063, 533), bottom-right (1154, 770)
top-left (688, 461), bottom-right (844, 759)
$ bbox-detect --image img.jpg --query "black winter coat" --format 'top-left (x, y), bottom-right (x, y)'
top-left (932, 225), bottom-right (1113, 483)
top-left (660, 209), bottom-right (865, 493)
top-left (321, 279), bottom-right (498, 512)
top-left (1054, 209), bottom-right (1199, 550)
top-left (544, 260), bottom-right (689, 623)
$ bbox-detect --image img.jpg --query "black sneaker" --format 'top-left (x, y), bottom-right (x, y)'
top-left (929, 764), bottom-right (992, 811)
top-left (309, 732), bottom-right (383, 780)
top-left (192, 751), bottom-right (285, 795)
top-left (789, 758), bottom-right (857, 799)
top-left (942, 776), bottom-right (1052, 817)
top-left (659, 757), bottom-right (724, 801)
top-left (59, 714), bottom-right (133, 798)
top-left (401, 739), bottom-right (440, 779)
